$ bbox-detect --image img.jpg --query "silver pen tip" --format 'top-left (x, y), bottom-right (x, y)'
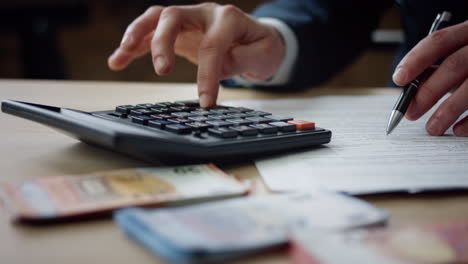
top-left (386, 110), bottom-right (403, 136)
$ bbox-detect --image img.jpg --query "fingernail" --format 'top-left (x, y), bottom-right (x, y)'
top-left (199, 93), bottom-right (214, 108)
top-left (154, 56), bottom-right (167, 75)
top-left (393, 67), bottom-right (408, 85)
top-left (426, 119), bottom-right (441, 136)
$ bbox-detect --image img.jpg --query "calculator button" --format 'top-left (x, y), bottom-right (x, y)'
top-left (156, 102), bottom-right (172, 106)
top-left (171, 112), bottom-right (196, 118)
top-left (231, 125), bottom-right (258, 136)
top-left (148, 120), bottom-right (172, 129)
top-left (170, 106), bottom-right (193, 112)
top-left (225, 118), bottom-right (253, 126)
top-left (190, 110), bottom-right (211, 116)
top-left (131, 115), bottom-right (157, 125)
top-left (136, 103), bottom-right (155, 109)
top-left (250, 124), bottom-right (278, 134)
top-left (244, 111), bottom-right (272, 116)
top-left (188, 116), bottom-right (214, 122)
top-left (225, 113), bottom-right (248, 118)
top-left (165, 124), bottom-right (192, 134)
top-left (245, 116), bottom-right (272, 123)
top-left (185, 122), bottom-right (213, 132)
top-left (206, 120), bottom-right (232, 127)
top-left (151, 103), bottom-right (168, 108)
top-left (287, 120), bottom-right (315, 130)
top-left (269, 121), bottom-right (296, 132)
top-left (209, 109), bottom-right (234, 115)
top-left (265, 116), bottom-right (293, 122)
top-left (183, 106), bottom-right (196, 111)
top-left (150, 114), bottom-right (172, 120)
top-left (167, 118), bottom-right (190, 124)
top-left (207, 115), bottom-right (229, 120)
top-left (130, 109), bottom-right (153, 116)
top-left (169, 106), bottom-right (185, 112)
top-left (115, 105), bottom-right (135, 114)
top-left (149, 107), bottom-right (171, 114)
top-left (174, 100), bottom-right (200, 107)
top-left (208, 127), bottom-right (238, 138)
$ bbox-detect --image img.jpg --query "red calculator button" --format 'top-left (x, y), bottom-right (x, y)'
top-left (287, 120), bottom-right (315, 130)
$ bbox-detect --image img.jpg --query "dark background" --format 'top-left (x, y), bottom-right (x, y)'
top-left (0, 0), bottom-right (403, 87)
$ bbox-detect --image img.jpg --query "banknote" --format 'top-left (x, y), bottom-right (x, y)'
top-left (0, 164), bottom-right (247, 222)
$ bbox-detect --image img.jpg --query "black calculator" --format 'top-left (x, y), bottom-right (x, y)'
top-left (1, 99), bottom-right (331, 164)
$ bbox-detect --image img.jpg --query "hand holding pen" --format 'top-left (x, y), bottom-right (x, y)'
top-left (387, 12), bottom-right (468, 136)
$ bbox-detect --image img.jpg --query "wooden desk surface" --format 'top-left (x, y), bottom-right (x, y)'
top-left (1, 79), bottom-right (467, 264)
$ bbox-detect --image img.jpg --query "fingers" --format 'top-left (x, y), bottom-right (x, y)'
top-left (406, 45), bottom-right (468, 120)
top-left (453, 116), bottom-right (468, 137)
top-left (108, 34), bottom-right (153, 71)
top-left (122, 6), bottom-right (163, 51)
top-left (393, 21), bottom-right (468, 86)
top-left (426, 78), bottom-right (468, 136)
top-left (109, 3), bottom-right (271, 109)
top-left (197, 5), bottom-right (246, 107)
top-left (108, 6), bottom-right (163, 70)
top-left (150, 6), bottom-right (201, 76)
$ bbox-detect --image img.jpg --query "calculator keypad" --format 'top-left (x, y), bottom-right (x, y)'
top-left (111, 101), bottom-right (320, 138)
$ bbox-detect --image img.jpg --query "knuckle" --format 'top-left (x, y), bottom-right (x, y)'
top-left (151, 40), bottom-right (163, 55)
top-left (161, 6), bottom-right (181, 19)
top-left (124, 24), bottom-right (136, 35)
top-left (198, 71), bottom-right (210, 81)
top-left (197, 71), bottom-right (213, 87)
top-left (199, 2), bottom-right (218, 10)
top-left (427, 30), bottom-right (449, 46)
top-left (444, 98), bottom-right (462, 116)
top-left (151, 36), bottom-right (164, 53)
top-left (219, 4), bottom-right (242, 17)
top-left (146, 5), bottom-right (162, 14)
top-left (443, 52), bottom-right (467, 73)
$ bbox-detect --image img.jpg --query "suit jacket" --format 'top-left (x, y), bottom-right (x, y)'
top-left (223, 0), bottom-right (467, 90)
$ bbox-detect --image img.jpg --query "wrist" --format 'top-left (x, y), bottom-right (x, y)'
top-left (242, 23), bottom-right (286, 81)
top-left (235, 17), bottom-right (298, 86)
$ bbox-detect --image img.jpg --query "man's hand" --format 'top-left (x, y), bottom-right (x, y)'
top-left (393, 20), bottom-right (468, 136)
top-left (108, 3), bottom-right (285, 108)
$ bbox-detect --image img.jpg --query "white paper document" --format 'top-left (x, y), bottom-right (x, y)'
top-left (224, 95), bottom-right (468, 194)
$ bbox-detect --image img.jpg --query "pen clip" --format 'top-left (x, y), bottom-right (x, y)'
top-left (429, 11), bottom-right (452, 34)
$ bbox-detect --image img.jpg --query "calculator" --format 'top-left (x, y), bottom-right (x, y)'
top-left (1, 99), bottom-right (331, 164)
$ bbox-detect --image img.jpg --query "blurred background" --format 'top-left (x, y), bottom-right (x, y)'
top-left (0, 0), bottom-right (403, 87)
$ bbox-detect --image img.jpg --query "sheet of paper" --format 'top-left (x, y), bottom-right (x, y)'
top-left (224, 95), bottom-right (468, 194)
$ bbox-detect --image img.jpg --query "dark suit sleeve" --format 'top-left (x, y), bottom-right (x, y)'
top-left (223, 0), bottom-right (393, 91)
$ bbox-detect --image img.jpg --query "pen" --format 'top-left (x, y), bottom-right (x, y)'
top-left (386, 11), bottom-right (452, 135)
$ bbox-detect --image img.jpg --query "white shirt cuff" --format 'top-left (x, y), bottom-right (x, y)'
top-left (232, 17), bottom-right (299, 87)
